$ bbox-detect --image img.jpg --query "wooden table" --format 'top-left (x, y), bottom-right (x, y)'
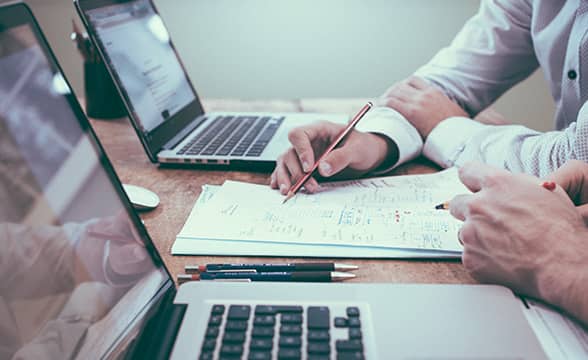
top-left (89, 99), bottom-right (474, 285)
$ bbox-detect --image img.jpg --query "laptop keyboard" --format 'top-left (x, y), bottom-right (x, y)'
top-left (199, 304), bottom-right (366, 360)
top-left (177, 116), bottom-right (285, 158)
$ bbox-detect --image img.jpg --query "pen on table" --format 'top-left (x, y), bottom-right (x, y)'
top-left (282, 101), bottom-right (374, 204)
top-left (177, 271), bottom-right (356, 283)
top-left (185, 262), bottom-right (359, 273)
top-left (434, 181), bottom-right (559, 210)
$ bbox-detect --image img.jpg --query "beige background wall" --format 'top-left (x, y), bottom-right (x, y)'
top-left (11, 0), bottom-right (555, 131)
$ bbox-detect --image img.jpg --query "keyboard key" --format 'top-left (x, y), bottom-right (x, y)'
top-left (205, 327), bottom-right (219, 338)
top-left (220, 344), bottom-right (243, 357)
top-left (280, 324), bottom-right (302, 335)
top-left (278, 348), bottom-right (301, 359)
top-left (249, 351), bottom-right (272, 360)
top-left (250, 338), bottom-right (273, 350)
top-left (211, 305), bottom-right (225, 315)
top-left (348, 317), bottom-right (361, 328)
top-left (346, 307), bottom-right (360, 317)
top-left (335, 340), bottom-right (363, 352)
top-left (209, 315), bottom-right (222, 326)
top-left (252, 327), bottom-right (275, 338)
top-left (201, 339), bottom-right (217, 351)
top-left (254, 315), bottom-right (276, 326)
top-left (307, 341), bottom-right (331, 354)
top-left (281, 314), bottom-right (303, 324)
top-left (349, 328), bottom-right (362, 340)
top-left (308, 356), bottom-right (330, 360)
top-left (225, 320), bottom-right (248, 332)
top-left (336, 353), bottom-right (365, 360)
top-left (228, 305), bottom-right (251, 320)
top-left (307, 307), bottom-right (330, 330)
top-left (279, 336), bottom-right (302, 347)
top-left (334, 317), bottom-right (348, 328)
top-left (307, 330), bottom-right (330, 342)
top-left (223, 331), bottom-right (245, 343)
top-left (199, 351), bottom-right (213, 360)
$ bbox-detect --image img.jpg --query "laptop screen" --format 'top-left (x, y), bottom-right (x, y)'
top-left (0, 6), bottom-right (169, 359)
top-left (84, 0), bottom-right (197, 134)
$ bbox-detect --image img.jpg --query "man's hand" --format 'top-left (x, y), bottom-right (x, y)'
top-left (380, 76), bottom-right (468, 139)
top-left (546, 160), bottom-right (588, 224)
top-left (271, 121), bottom-right (393, 194)
top-left (449, 162), bottom-right (588, 325)
top-left (77, 212), bottom-right (152, 284)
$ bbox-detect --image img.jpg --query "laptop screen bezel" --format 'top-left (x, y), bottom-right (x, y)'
top-left (0, 2), bottom-right (177, 356)
top-left (75, 0), bottom-right (207, 162)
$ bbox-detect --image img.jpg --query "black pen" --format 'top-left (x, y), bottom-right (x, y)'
top-left (178, 271), bottom-right (355, 283)
top-left (185, 263), bottom-right (359, 274)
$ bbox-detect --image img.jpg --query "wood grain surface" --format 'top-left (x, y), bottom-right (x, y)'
top-left (89, 98), bottom-right (475, 285)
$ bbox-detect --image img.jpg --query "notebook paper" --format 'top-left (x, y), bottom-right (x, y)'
top-left (175, 168), bottom-right (468, 254)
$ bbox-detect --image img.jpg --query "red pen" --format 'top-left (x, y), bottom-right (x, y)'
top-left (282, 102), bottom-right (374, 204)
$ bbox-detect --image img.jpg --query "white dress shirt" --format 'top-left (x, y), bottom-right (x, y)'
top-left (358, 0), bottom-right (588, 177)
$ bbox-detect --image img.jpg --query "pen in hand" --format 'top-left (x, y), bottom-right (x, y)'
top-left (282, 101), bottom-right (374, 204)
top-left (434, 181), bottom-right (559, 210)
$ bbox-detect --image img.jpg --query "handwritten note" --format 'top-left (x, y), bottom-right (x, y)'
top-left (176, 168), bottom-right (468, 252)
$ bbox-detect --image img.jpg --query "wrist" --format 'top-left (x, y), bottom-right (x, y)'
top-left (536, 228), bottom-right (588, 319)
top-left (420, 118), bottom-right (449, 140)
top-left (368, 133), bottom-right (399, 173)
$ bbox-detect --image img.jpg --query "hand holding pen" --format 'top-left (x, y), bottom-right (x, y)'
top-left (271, 102), bottom-right (392, 198)
top-left (282, 102), bottom-right (373, 204)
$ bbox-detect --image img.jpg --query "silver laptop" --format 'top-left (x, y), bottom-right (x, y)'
top-left (0, 3), bottom-right (549, 359)
top-left (74, 0), bottom-right (347, 168)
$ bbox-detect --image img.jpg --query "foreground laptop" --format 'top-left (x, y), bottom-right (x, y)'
top-left (0, 3), bottom-right (551, 359)
top-left (74, 0), bottom-right (347, 168)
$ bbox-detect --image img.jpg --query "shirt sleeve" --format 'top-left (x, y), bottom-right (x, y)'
top-left (414, 0), bottom-right (538, 117)
top-left (354, 106), bottom-right (423, 173)
top-left (424, 102), bottom-right (588, 177)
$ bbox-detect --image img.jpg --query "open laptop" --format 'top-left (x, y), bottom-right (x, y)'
top-left (73, 0), bottom-right (347, 168)
top-left (0, 3), bottom-right (553, 359)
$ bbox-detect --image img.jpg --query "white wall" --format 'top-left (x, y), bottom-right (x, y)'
top-left (14, 0), bottom-right (555, 131)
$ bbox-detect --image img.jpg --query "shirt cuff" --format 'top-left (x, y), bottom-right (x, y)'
top-left (423, 116), bottom-right (486, 168)
top-left (355, 107), bottom-right (423, 173)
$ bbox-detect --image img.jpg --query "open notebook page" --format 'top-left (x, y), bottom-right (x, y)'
top-left (177, 168), bottom-right (468, 252)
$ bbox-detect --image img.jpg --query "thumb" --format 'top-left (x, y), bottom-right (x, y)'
top-left (318, 147), bottom-right (353, 177)
top-left (577, 204), bottom-right (588, 226)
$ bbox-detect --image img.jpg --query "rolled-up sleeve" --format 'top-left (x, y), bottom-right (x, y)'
top-left (424, 102), bottom-right (588, 177)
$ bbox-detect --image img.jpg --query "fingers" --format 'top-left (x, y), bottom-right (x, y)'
top-left (288, 123), bottom-right (329, 172)
top-left (546, 160), bottom-right (588, 204)
top-left (109, 244), bottom-right (151, 275)
top-left (386, 82), bottom-right (420, 103)
top-left (272, 155), bottom-right (293, 194)
top-left (407, 76), bottom-right (429, 90)
top-left (457, 162), bottom-right (507, 193)
top-left (577, 204), bottom-right (588, 226)
top-left (448, 194), bottom-right (472, 221)
top-left (272, 149), bottom-right (320, 194)
top-left (318, 147), bottom-right (354, 177)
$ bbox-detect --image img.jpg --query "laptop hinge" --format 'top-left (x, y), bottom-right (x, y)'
top-left (127, 288), bottom-right (187, 360)
top-left (163, 116), bottom-right (207, 150)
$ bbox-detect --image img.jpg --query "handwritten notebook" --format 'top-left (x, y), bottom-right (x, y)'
top-left (172, 168), bottom-right (469, 258)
